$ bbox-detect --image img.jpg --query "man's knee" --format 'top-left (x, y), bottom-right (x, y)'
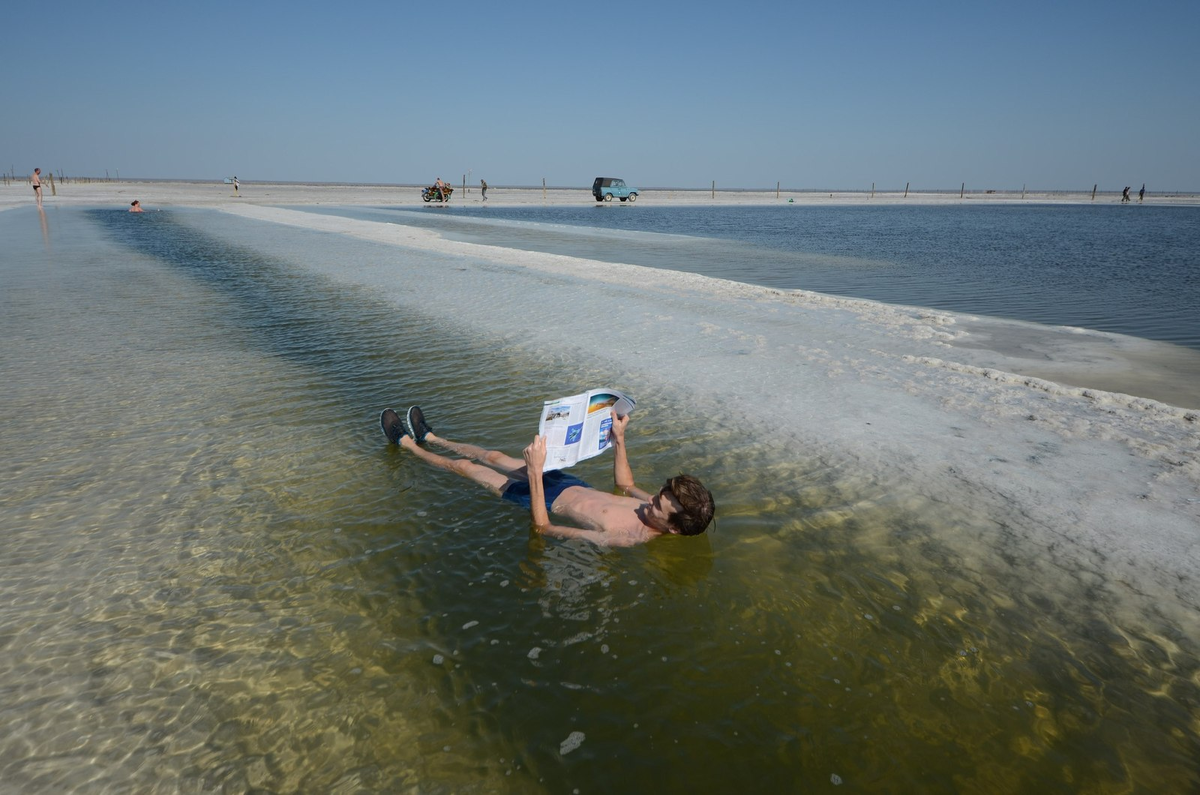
top-left (482, 450), bottom-right (509, 467)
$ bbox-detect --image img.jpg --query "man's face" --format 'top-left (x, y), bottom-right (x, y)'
top-left (649, 486), bottom-right (684, 532)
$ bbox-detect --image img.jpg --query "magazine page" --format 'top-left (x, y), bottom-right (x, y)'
top-left (538, 388), bottom-right (635, 471)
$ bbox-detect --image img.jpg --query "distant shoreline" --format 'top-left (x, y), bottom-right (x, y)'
top-left (3, 180), bottom-right (1198, 209)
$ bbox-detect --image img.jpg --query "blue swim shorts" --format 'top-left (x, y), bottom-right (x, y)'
top-left (501, 470), bottom-right (591, 512)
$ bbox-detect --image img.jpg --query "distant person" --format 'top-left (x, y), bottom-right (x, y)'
top-left (434, 177), bottom-right (449, 201)
top-left (233, 176), bottom-right (240, 196)
top-left (480, 179), bottom-right (488, 201)
top-left (1139, 184), bottom-right (1145, 203)
top-left (1122, 186), bottom-right (1131, 203)
top-left (379, 405), bottom-right (715, 547)
top-left (31, 168), bottom-right (42, 207)
top-left (129, 200), bottom-right (144, 213)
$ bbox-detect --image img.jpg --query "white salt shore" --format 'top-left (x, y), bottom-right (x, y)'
top-left (207, 204), bottom-right (1200, 633)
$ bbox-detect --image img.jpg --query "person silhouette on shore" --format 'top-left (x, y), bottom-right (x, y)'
top-left (481, 179), bottom-right (488, 201)
top-left (380, 406), bottom-right (715, 546)
top-left (233, 176), bottom-right (240, 197)
top-left (31, 168), bottom-right (43, 207)
top-left (1122, 186), bottom-right (1131, 203)
top-left (1139, 184), bottom-right (1145, 203)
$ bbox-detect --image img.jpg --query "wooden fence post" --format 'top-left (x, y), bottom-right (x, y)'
top-left (960, 182), bottom-right (965, 199)
top-left (904, 182), bottom-right (909, 198)
top-left (871, 182), bottom-right (875, 199)
top-left (542, 178), bottom-right (546, 201)
top-left (711, 180), bottom-right (715, 199)
top-left (1091, 184), bottom-right (1097, 201)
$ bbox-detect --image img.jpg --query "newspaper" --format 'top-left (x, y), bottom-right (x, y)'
top-left (538, 388), bottom-right (636, 471)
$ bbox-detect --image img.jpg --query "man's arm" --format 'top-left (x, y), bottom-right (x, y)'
top-left (522, 435), bottom-right (615, 545)
top-left (523, 435), bottom-right (554, 530)
top-left (537, 523), bottom-right (621, 546)
top-left (609, 410), bottom-right (652, 501)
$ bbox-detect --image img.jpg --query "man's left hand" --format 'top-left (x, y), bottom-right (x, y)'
top-left (523, 435), bottom-right (547, 474)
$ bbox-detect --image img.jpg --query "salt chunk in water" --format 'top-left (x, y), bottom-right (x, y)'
top-left (432, 654), bottom-right (445, 665)
top-left (462, 620), bottom-right (479, 630)
top-left (560, 731), bottom-right (585, 755)
top-left (528, 647), bottom-right (542, 660)
top-left (831, 773), bottom-right (843, 785)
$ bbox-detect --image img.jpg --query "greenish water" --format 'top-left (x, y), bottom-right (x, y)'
top-left (1, 207), bottom-right (1196, 792)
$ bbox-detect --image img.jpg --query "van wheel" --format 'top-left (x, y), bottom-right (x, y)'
top-left (604, 193), bottom-right (613, 202)
top-left (627, 193), bottom-right (637, 203)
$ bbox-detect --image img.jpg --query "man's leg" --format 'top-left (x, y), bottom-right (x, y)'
top-left (399, 435), bottom-right (512, 494)
top-left (424, 432), bottom-right (526, 475)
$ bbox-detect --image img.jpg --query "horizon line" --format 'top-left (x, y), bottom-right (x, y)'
top-left (13, 175), bottom-right (1198, 196)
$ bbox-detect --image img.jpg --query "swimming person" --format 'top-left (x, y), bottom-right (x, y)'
top-left (380, 406), bottom-right (714, 546)
top-left (129, 200), bottom-right (144, 212)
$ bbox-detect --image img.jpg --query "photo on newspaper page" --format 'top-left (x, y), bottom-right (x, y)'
top-left (538, 388), bottom-right (636, 471)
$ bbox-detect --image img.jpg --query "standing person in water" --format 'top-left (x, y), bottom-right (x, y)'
top-left (380, 406), bottom-right (715, 547)
top-left (32, 168), bottom-right (43, 207)
top-left (129, 200), bottom-right (144, 212)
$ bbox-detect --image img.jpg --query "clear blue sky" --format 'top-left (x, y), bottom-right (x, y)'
top-left (6, 1), bottom-right (1197, 190)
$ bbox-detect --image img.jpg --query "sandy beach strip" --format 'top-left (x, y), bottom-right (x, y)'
top-left (2, 179), bottom-right (1198, 209)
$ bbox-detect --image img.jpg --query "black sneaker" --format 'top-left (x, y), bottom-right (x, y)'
top-left (405, 406), bottom-right (433, 444)
top-left (380, 408), bottom-right (407, 445)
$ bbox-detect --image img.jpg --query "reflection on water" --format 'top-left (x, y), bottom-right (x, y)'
top-left (37, 206), bottom-right (51, 250)
top-left (0, 207), bottom-right (1197, 792)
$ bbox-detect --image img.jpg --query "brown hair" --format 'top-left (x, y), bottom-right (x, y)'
top-left (664, 474), bottom-right (714, 536)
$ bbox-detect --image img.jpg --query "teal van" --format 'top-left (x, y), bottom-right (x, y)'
top-left (592, 177), bottom-right (638, 202)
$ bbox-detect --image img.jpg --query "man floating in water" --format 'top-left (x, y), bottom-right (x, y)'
top-left (381, 406), bottom-right (714, 547)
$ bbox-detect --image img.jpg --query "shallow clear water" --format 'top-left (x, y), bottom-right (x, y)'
top-left (308, 203), bottom-right (1200, 351)
top-left (2, 207), bottom-right (1198, 792)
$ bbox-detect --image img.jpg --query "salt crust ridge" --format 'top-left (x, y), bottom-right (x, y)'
top-left (218, 205), bottom-right (1200, 626)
